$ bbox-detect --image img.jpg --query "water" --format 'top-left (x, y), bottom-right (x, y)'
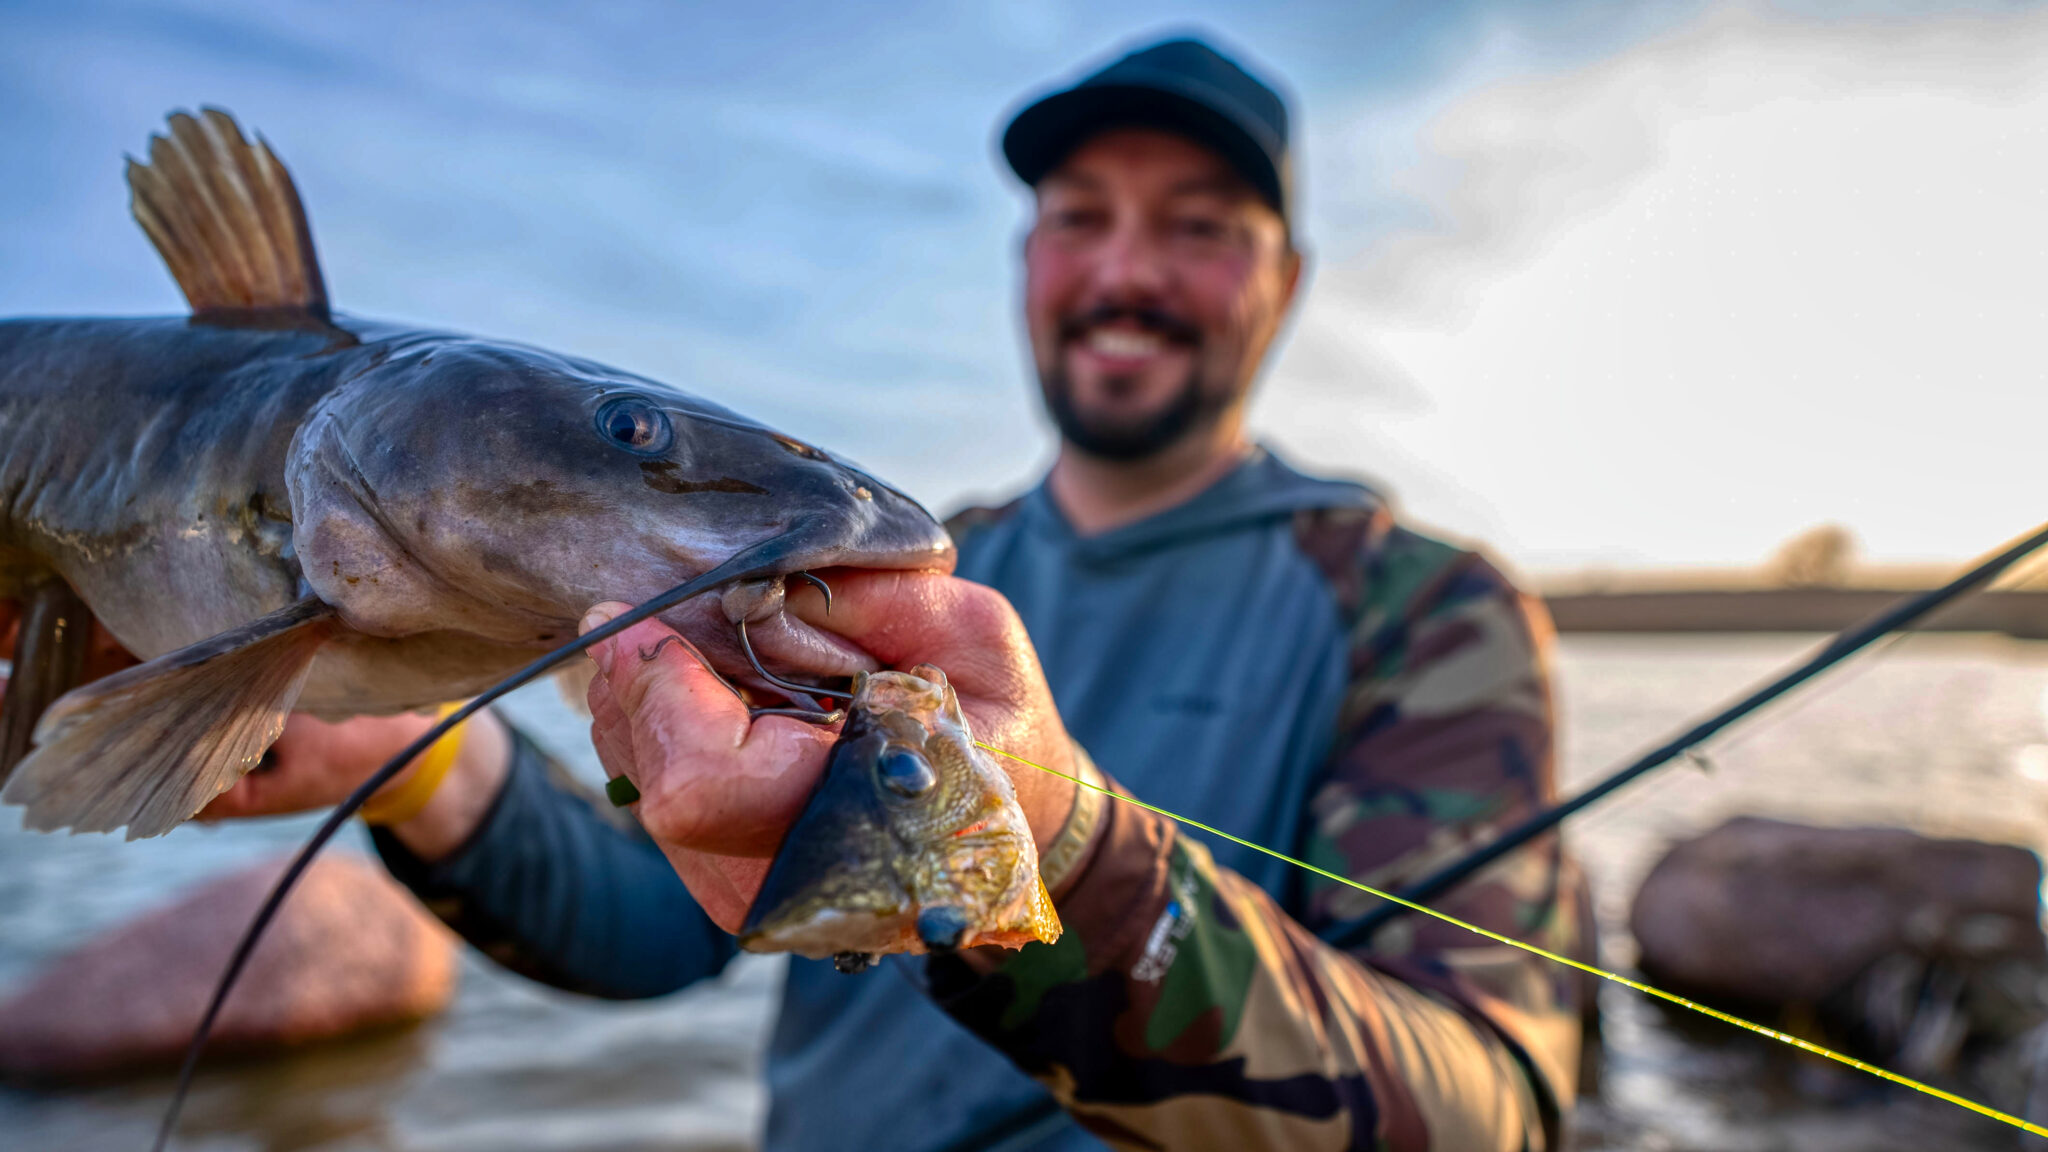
top-left (5, 635), bottom-right (2048, 1150)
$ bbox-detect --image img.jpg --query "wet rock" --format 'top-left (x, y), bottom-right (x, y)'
top-left (1629, 817), bottom-right (2048, 1080)
top-left (0, 853), bottom-right (458, 1080)
top-left (1630, 817), bottom-right (2044, 1013)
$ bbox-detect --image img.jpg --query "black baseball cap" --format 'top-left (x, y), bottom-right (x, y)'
top-left (1001, 36), bottom-right (1293, 226)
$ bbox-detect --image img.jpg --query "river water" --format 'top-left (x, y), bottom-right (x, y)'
top-left (5, 633), bottom-right (2047, 1150)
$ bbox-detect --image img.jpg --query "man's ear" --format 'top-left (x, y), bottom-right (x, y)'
top-left (1274, 242), bottom-right (1309, 322)
top-left (1281, 243), bottom-right (1308, 311)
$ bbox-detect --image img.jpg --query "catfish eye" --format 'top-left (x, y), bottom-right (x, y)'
top-left (595, 397), bottom-right (673, 455)
top-left (876, 747), bottom-right (936, 798)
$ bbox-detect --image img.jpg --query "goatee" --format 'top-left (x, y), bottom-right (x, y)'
top-left (1042, 368), bottom-right (1233, 462)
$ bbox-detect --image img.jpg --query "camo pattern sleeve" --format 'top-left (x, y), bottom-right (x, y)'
top-left (927, 506), bottom-right (1594, 1152)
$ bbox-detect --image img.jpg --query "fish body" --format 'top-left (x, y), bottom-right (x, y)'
top-left (0, 109), bottom-right (952, 838)
top-left (0, 316), bottom-right (940, 711)
top-left (738, 665), bottom-right (1060, 962)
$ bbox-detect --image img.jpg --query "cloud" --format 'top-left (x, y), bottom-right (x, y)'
top-left (1256, 2), bottom-right (2048, 568)
top-left (9, 0), bottom-right (2044, 560)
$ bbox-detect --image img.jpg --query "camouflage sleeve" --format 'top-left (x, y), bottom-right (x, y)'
top-left (927, 513), bottom-right (1594, 1152)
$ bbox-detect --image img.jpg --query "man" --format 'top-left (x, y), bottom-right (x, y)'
top-left (203, 35), bottom-right (1594, 1151)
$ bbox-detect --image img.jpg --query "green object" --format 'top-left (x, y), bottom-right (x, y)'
top-left (605, 775), bottom-right (641, 807)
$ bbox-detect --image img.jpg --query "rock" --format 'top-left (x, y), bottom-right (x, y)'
top-left (1630, 817), bottom-right (2045, 1008)
top-left (0, 853), bottom-right (459, 1080)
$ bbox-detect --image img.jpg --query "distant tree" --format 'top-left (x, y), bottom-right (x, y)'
top-left (1766, 524), bottom-right (1859, 588)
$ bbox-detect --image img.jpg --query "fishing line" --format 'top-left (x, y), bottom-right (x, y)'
top-left (975, 740), bottom-right (2048, 1140)
top-left (145, 520), bottom-right (2048, 1147)
top-left (149, 542), bottom-right (804, 1152)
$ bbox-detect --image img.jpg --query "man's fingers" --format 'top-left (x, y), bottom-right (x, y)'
top-left (580, 604), bottom-right (750, 756)
top-left (586, 675), bottom-right (638, 783)
top-left (195, 749), bottom-right (296, 820)
top-left (783, 571), bottom-right (1028, 691)
top-left (580, 602), bottom-right (838, 856)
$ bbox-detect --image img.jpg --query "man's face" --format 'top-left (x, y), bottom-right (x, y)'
top-left (1025, 127), bottom-right (1300, 462)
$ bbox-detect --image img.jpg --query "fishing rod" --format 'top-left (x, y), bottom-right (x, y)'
top-left (1322, 518), bottom-right (2048, 954)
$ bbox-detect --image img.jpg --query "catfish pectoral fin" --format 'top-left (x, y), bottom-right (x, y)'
top-left (1, 597), bottom-right (336, 839)
top-left (0, 579), bottom-right (93, 786)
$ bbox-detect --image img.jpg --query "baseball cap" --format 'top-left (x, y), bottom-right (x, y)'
top-left (1001, 35), bottom-right (1293, 225)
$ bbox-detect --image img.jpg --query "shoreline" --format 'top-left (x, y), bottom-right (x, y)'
top-left (1541, 588), bottom-right (2048, 639)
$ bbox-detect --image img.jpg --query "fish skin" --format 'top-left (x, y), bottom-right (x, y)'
top-left (737, 664), bottom-right (1061, 961)
top-left (0, 316), bottom-right (951, 713)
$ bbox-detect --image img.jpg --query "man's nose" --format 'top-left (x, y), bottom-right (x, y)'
top-left (1086, 219), bottom-right (1170, 300)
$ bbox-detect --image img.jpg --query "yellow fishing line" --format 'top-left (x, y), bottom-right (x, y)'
top-left (975, 740), bottom-right (2048, 1139)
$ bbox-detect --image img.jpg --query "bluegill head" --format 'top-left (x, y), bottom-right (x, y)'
top-left (286, 336), bottom-right (953, 686)
top-left (737, 664), bottom-right (1061, 960)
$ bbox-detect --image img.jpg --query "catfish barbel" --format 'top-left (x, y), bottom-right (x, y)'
top-left (0, 108), bottom-right (953, 840)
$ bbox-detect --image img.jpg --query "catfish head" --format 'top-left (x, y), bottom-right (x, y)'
top-left (287, 337), bottom-right (953, 689)
top-left (737, 665), bottom-right (1060, 963)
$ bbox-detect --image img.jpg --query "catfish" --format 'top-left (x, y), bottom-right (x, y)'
top-left (0, 108), bottom-right (952, 839)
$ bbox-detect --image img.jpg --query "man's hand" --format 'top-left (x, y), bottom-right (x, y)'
top-left (199, 709), bottom-right (512, 861)
top-left (582, 570), bottom-right (1080, 934)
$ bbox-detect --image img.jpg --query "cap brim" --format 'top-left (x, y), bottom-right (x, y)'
top-left (1001, 80), bottom-right (1285, 215)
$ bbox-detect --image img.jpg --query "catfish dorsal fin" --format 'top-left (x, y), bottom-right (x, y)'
top-left (126, 107), bottom-right (329, 319)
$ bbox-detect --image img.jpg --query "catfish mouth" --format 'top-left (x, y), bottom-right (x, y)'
top-left (645, 475), bottom-right (955, 708)
top-left (710, 570), bottom-right (873, 703)
top-left (662, 547), bottom-right (949, 710)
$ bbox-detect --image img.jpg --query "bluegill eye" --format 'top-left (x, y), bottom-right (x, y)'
top-left (877, 747), bottom-right (936, 798)
top-left (595, 397), bottom-right (673, 455)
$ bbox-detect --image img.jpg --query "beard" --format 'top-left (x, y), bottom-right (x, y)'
top-left (1039, 303), bottom-right (1232, 462)
top-left (1042, 366), bottom-right (1233, 462)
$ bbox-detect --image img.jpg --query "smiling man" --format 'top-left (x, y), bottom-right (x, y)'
top-left (198, 33), bottom-right (1596, 1152)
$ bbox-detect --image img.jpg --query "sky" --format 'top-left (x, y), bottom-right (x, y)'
top-left (2, 0), bottom-right (2043, 571)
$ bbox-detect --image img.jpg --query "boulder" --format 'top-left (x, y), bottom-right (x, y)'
top-left (0, 853), bottom-right (459, 1080)
top-left (1630, 817), bottom-right (2045, 1008)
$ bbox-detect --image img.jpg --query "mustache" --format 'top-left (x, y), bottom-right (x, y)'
top-left (1056, 305), bottom-right (1201, 346)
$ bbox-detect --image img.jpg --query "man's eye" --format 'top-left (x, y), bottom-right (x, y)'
top-left (1171, 216), bottom-right (1228, 240)
top-left (1046, 208), bottom-right (1104, 231)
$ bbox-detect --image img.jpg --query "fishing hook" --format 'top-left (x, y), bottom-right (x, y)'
top-left (639, 617), bottom-right (835, 722)
top-left (751, 704), bottom-right (847, 723)
top-left (735, 616), bottom-right (856, 706)
top-left (792, 569), bottom-right (833, 614)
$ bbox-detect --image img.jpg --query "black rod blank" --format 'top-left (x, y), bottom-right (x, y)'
top-left (1322, 520), bottom-right (2048, 953)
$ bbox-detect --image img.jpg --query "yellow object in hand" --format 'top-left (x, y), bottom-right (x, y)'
top-left (358, 703), bottom-right (467, 826)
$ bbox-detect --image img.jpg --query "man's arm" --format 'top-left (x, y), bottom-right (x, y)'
top-left (197, 700), bottom-right (736, 1002)
top-left (369, 721), bottom-right (738, 1000)
top-left (923, 528), bottom-right (1591, 1151)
